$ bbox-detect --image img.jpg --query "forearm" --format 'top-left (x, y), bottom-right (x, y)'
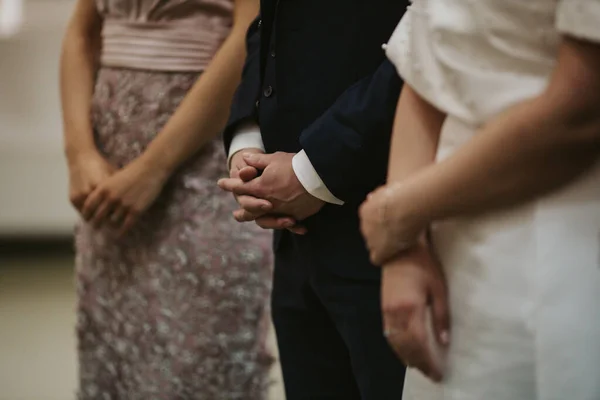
top-left (60, 23), bottom-right (101, 161)
top-left (402, 95), bottom-right (600, 222)
top-left (384, 85), bottom-right (445, 245)
top-left (140, 28), bottom-right (250, 174)
top-left (387, 85), bottom-right (446, 183)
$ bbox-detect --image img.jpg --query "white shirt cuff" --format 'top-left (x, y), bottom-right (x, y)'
top-left (292, 150), bottom-right (345, 206)
top-left (227, 122), bottom-right (265, 167)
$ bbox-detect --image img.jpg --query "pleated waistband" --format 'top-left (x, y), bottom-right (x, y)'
top-left (100, 20), bottom-right (228, 72)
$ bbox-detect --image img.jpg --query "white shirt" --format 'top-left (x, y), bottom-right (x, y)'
top-left (228, 122), bottom-right (345, 205)
top-left (385, 0), bottom-right (600, 126)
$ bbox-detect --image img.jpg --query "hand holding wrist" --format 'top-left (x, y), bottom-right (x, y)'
top-left (382, 182), bottom-right (431, 246)
top-left (360, 181), bottom-right (431, 265)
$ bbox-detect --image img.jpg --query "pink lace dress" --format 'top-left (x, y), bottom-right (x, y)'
top-left (74, 1), bottom-right (273, 399)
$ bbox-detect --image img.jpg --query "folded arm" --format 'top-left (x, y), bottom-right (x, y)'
top-left (358, 83), bottom-right (446, 262)
top-left (396, 36), bottom-right (600, 223)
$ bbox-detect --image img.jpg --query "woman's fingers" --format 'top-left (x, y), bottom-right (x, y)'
top-left (117, 211), bottom-right (138, 237)
top-left (109, 206), bottom-right (127, 226)
top-left (384, 301), bottom-right (444, 382)
top-left (69, 188), bottom-right (89, 211)
top-left (91, 198), bottom-right (117, 227)
top-left (81, 189), bottom-right (104, 221)
top-left (430, 275), bottom-right (451, 347)
top-left (410, 308), bottom-right (443, 382)
top-left (369, 240), bottom-right (393, 266)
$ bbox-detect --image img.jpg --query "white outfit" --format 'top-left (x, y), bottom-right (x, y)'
top-left (386, 1), bottom-right (600, 399)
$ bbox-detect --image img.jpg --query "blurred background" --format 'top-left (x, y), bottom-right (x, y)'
top-left (1, 0), bottom-right (82, 398)
top-left (0, 1), bottom-right (283, 398)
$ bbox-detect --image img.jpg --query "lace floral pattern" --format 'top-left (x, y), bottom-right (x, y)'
top-left (75, 67), bottom-right (273, 400)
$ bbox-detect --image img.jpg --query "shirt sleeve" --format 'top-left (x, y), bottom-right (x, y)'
top-left (556, 0), bottom-right (600, 43)
top-left (292, 151), bottom-right (345, 205)
top-left (227, 122), bottom-right (265, 167)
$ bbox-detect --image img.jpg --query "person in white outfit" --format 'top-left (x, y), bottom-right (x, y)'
top-left (359, 0), bottom-right (600, 399)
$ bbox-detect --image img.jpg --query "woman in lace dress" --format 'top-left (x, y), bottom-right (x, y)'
top-left (60, 0), bottom-right (273, 398)
top-left (360, 0), bottom-right (600, 399)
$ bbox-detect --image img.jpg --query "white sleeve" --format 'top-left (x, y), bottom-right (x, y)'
top-left (556, 0), bottom-right (600, 43)
top-left (292, 150), bottom-right (344, 205)
top-left (227, 122), bottom-right (265, 167)
top-left (384, 13), bottom-right (411, 75)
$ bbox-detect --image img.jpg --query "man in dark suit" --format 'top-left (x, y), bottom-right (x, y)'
top-left (218, 1), bottom-right (408, 398)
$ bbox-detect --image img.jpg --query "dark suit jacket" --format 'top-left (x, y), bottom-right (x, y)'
top-left (224, 0), bottom-right (407, 279)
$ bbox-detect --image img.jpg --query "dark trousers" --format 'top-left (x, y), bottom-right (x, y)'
top-left (271, 232), bottom-right (406, 399)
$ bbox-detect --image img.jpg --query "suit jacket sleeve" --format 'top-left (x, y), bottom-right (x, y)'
top-left (299, 59), bottom-right (403, 204)
top-left (223, 16), bottom-right (262, 154)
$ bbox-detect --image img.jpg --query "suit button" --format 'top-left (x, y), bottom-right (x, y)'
top-left (263, 85), bottom-right (273, 98)
top-left (255, 100), bottom-right (260, 110)
top-left (270, 49), bottom-right (276, 58)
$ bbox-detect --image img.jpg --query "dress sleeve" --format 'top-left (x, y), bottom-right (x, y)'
top-left (384, 5), bottom-right (413, 75)
top-left (556, 0), bottom-right (600, 43)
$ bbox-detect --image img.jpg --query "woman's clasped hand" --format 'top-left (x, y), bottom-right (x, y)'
top-left (68, 151), bottom-right (169, 236)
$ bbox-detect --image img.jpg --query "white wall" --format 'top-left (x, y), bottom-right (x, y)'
top-left (0, 0), bottom-right (78, 236)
